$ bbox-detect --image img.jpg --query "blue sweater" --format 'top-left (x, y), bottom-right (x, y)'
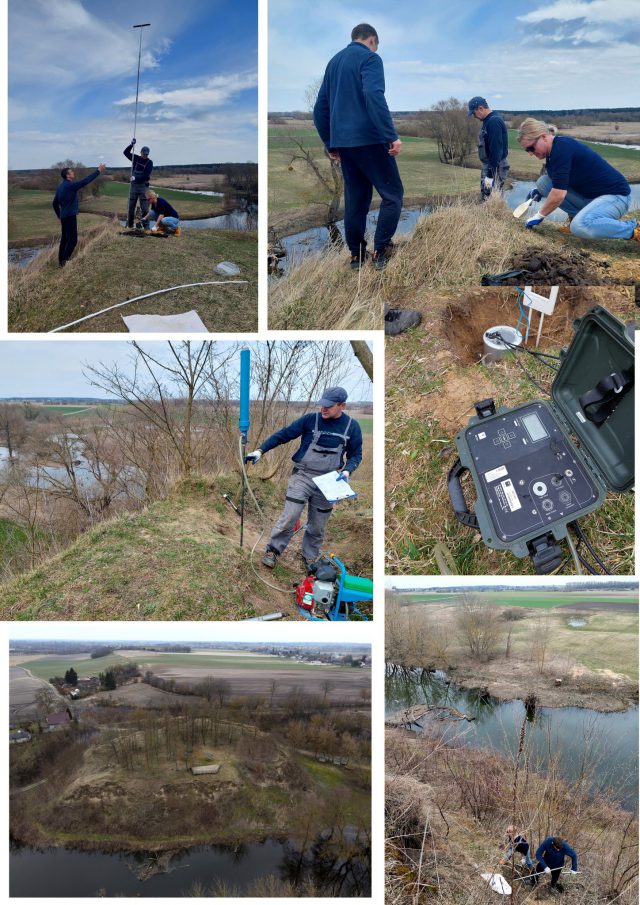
top-left (152, 197), bottom-right (179, 219)
top-left (546, 136), bottom-right (630, 198)
top-left (258, 412), bottom-right (363, 474)
top-left (124, 144), bottom-right (153, 184)
top-left (314, 41), bottom-right (398, 150)
top-left (535, 838), bottom-right (578, 872)
top-left (480, 111), bottom-right (509, 170)
top-left (52, 170), bottom-right (101, 219)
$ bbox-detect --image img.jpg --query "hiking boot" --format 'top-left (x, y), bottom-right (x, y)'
top-left (261, 548), bottom-right (279, 569)
top-left (372, 243), bottom-right (395, 270)
top-left (349, 249), bottom-right (368, 270)
top-left (174, 227), bottom-right (182, 237)
top-left (555, 883), bottom-right (564, 893)
top-left (558, 217), bottom-right (574, 235)
top-left (299, 554), bottom-right (313, 574)
top-left (631, 226), bottom-right (640, 242)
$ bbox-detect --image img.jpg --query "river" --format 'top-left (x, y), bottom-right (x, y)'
top-left (10, 836), bottom-right (370, 897)
top-left (386, 670), bottom-right (638, 810)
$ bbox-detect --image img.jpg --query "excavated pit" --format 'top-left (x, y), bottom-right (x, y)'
top-left (442, 286), bottom-right (634, 366)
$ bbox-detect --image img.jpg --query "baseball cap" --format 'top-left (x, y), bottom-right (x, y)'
top-left (467, 96), bottom-right (488, 116)
top-left (318, 386), bottom-right (348, 406)
top-left (141, 146), bottom-right (150, 154)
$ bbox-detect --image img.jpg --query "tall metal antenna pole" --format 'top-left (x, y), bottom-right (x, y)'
top-left (238, 349), bottom-right (251, 548)
top-left (131, 23), bottom-right (150, 182)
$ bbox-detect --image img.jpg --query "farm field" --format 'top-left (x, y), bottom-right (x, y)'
top-left (400, 590), bottom-right (638, 609)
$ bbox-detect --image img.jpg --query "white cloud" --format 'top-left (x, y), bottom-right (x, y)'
top-left (518, 0), bottom-right (640, 25)
top-left (114, 72), bottom-right (258, 110)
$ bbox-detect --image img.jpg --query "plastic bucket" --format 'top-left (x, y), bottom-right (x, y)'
top-left (483, 325), bottom-right (523, 363)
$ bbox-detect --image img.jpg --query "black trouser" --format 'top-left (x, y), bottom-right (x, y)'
top-left (59, 215), bottom-right (78, 265)
top-left (127, 183), bottom-right (150, 228)
top-left (535, 865), bottom-right (563, 888)
top-left (338, 144), bottom-right (404, 256)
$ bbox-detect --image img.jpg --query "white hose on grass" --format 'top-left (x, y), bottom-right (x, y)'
top-left (48, 281), bottom-right (249, 333)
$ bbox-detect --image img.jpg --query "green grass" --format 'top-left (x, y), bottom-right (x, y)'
top-left (358, 415), bottom-right (373, 434)
top-left (0, 517), bottom-right (30, 557)
top-left (404, 591), bottom-right (637, 608)
top-left (9, 220), bottom-right (258, 333)
top-left (8, 183), bottom-right (225, 244)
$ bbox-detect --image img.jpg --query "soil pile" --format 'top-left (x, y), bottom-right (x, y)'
top-left (502, 247), bottom-right (605, 284)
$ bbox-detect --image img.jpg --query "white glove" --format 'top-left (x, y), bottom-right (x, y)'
top-left (336, 470), bottom-right (350, 482)
top-left (544, 868), bottom-right (551, 875)
top-left (483, 176), bottom-right (494, 190)
top-left (520, 858), bottom-right (527, 866)
top-left (245, 450), bottom-right (262, 464)
top-left (525, 214), bottom-right (546, 229)
top-left (130, 176), bottom-right (135, 182)
top-left (570, 870), bottom-right (578, 875)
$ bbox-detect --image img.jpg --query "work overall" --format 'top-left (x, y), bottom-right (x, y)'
top-left (478, 125), bottom-right (509, 198)
top-left (127, 156), bottom-right (150, 227)
top-left (267, 414), bottom-right (352, 563)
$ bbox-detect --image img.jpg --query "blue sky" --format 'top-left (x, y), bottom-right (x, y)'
top-left (269, 0), bottom-right (640, 111)
top-left (0, 342), bottom-right (373, 401)
top-left (9, 0), bottom-right (258, 168)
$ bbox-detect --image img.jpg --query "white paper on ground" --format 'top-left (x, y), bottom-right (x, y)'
top-left (312, 470), bottom-right (357, 503)
top-left (214, 261), bottom-right (241, 276)
top-left (122, 311), bottom-right (208, 333)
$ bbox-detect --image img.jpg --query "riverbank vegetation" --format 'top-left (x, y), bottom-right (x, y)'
top-left (11, 657), bottom-right (371, 895)
top-left (385, 592), bottom-right (638, 710)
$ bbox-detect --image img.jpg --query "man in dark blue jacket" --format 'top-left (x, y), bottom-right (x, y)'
top-left (245, 387), bottom-right (363, 569)
top-left (124, 140), bottom-right (153, 227)
top-left (468, 97), bottom-right (510, 199)
top-left (535, 836), bottom-right (578, 892)
top-left (52, 163), bottom-right (106, 266)
top-left (314, 23), bottom-right (403, 271)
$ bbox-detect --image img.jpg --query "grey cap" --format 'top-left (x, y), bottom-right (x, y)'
top-left (141, 146), bottom-right (150, 155)
top-left (467, 96), bottom-right (488, 116)
top-left (318, 386), bottom-right (348, 406)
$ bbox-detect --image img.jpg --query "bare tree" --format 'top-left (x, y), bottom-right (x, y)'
top-left (350, 341), bottom-right (373, 382)
top-left (0, 403), bottom-right (27, 463)
top-left (455, 593), bottom-right (503, 661)
top-left (430, 97), bottom-right (477, 167)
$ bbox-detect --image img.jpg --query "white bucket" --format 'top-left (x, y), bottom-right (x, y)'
top-left (483, 325), bottom-right (523, 363)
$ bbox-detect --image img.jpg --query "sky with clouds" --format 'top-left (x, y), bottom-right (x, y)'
top-left (269, 0), bottom-right (640, 112)
top-left (9, 0), bottom-right (257, 168)
top-left (0, 341), bottom-right (373, 401)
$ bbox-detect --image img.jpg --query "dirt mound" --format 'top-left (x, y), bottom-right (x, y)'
top-left (442, 285), bottom-right (634, 366)
top-left (501, 247), bottom-right (604, 284)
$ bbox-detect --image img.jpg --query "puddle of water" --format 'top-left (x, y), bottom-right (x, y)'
top-left (9, 247), bottom-right (43, 268)
top-left (567, 617), bottom-right (588, 627)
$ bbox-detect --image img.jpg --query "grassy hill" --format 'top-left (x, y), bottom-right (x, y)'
top-left (0, 475), bottom-right (373, 621)
top-left (9, 220), bottom-right (258, 333)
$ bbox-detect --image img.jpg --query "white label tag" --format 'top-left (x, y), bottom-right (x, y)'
top-left (502, 478), bottom-right (521, 511)
top-left (477, 431), bottom-right (486, 440)
top-left (485, 465), bottom-right (508, 483)
top-left (576, 411), bottom-right (586, 423)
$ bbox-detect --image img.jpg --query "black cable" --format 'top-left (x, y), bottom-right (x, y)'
top-left (484, 332), bottom-right (561, 368)
top-left (570, 521), bottom-right (614, 575)
top-left (511, 354), bottom-right (552, 396)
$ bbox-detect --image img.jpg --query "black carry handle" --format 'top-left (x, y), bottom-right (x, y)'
top-left (447, 459), bottom-right (479, 530)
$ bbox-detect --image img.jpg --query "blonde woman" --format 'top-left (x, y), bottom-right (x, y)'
top-left (517, 118), bottom-right (638, 242)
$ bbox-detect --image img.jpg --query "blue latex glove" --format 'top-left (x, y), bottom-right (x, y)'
top-left (525, 214), bottom-right (545, 229)
top-left (527, 188), bottom-right (542, 202)
top-left (336, 471), bottom-right (350, 482)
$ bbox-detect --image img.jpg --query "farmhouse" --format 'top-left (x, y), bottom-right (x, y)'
top-left (10, 730), bottom-right (32, 744)
top-left (45, 710), bottom-right (72, 732)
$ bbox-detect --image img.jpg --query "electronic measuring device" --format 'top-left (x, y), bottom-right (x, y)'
top-left (448, 307), bottom-right (634, 573)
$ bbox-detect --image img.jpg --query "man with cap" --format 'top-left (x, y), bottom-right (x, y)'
top-left (245, 387), bottom-right (363, 570)
top-left (534, 836), bottom-right (578, 893)
top-left (123, 139), bottom-right (153, 228)
top-left (468, 97), bottom-right (510, 199)
top-left (52, 163), bottom-right (107, 266)
top-left (313, 23), bottom-right (403, 271)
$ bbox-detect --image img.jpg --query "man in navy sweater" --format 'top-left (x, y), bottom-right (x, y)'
top-left (468, 97), bottom-right (510, 199)
top-left (535, 836), bottom-right (578, 892)
top-left (140, 191), bottom-right (181, 234)
top-left (245, 387), bottom-right (363, 570)
top-left (124, 140), bottom-right (153, 227)
top-left (314, 23), bottom-right (403, 271)
top-left (52, 163), bottom-right (106, 266)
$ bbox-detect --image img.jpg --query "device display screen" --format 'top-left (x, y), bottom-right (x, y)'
top-left (522, 412), bottom-right (549, 443)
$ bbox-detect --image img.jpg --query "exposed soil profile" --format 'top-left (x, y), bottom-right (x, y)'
top-left (441, 285), bottom-right (634, 366)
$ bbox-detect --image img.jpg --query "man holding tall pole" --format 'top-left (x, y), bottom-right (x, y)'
top-left (125, 23), bottom-right (152, 228)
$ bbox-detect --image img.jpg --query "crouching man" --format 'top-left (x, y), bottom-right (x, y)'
top-left (245, 387), bottom-right (363, 570)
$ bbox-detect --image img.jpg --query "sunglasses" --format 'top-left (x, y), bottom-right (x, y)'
top-left (525, 136), bottom-right (542, 154)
